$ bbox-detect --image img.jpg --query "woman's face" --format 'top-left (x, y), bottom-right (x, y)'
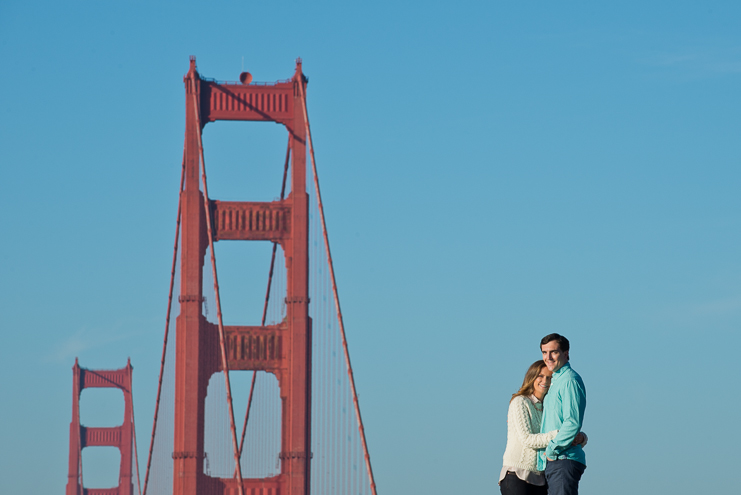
top-left (533, 366), bottom-right (553, 398)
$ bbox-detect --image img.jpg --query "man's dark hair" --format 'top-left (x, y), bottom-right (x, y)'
top-left (540, 333), bottom-right (570, 353)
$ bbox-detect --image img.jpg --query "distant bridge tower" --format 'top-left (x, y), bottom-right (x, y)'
top-left (66, 359), bottom-right (135, 495)
top-left (174, 56), bottom-right (311, 495)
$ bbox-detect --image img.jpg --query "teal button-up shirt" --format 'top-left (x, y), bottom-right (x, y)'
top-left (537, 362), bottom-right (586, 470)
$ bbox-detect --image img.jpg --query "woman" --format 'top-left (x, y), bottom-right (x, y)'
top-left (499, 360), bottom-right (586, 495)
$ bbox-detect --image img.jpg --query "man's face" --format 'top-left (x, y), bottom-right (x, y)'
top-left (541, 340), bottom-right (569, 372)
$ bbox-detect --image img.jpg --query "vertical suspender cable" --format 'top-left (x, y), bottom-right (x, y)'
top-left (298, 77), bottom-right (379, 495)
top-left (191, 88), bottom-right (245, 495)
top-left (142, 151), bottom-right (186, 495)
top-left (78, 425), bottom-right (84, 495)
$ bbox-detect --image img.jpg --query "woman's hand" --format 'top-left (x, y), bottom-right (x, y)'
top-left (572, 432), bottom-right (587, 446)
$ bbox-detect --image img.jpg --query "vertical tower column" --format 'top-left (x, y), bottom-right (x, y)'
top-left (173, 56), bottom-right (208, 495)
top-left (283, 62), bottom-right (312, 495)
top-left (67, 362), bottom-right (82, 495)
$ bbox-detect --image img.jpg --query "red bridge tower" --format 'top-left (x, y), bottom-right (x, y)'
top-left (175, 57), bottom-right (311, 495)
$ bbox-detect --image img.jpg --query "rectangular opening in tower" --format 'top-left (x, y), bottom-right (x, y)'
top-left (80, 387), bottom-right (125, 427)
top-left (204, 242), bottom-right (287, 327)
top-left (203, 370), bottom-right (282, 479)
top-left (200, 122), bottom-right (292, 203)
top-left (81, 446), bottom-right (121, 489)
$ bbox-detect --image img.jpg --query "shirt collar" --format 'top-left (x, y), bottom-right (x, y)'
top-left (552, 361), bottom-right (571, 380)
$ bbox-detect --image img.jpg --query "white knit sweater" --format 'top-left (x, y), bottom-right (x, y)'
top-left (501, 395), bottom-right (558, 473)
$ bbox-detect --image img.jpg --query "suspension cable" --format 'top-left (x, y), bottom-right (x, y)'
top-left (298, 77), bottom-right (379, 495)
top-left (191, 85), bottom-right (246, 495)
top-left (128, 360), bottom-right (142, 495)
top-left (141, 150), bottom-right (186, 495)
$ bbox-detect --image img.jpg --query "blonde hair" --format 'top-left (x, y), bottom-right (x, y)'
top-left (510, 360), bottom-right (547, 403)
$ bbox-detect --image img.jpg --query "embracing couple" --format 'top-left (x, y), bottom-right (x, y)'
top-left (499, 334), bottom-right (587, 495)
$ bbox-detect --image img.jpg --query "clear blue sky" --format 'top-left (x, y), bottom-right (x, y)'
top-left (2, 2), bottom-right (740, 494)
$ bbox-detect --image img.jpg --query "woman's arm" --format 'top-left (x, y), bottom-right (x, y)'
top-left (509, 397), bottom-right (558, 449)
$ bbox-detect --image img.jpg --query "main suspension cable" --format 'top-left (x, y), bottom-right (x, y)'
top-left (141, 149), bottom-right (186, 495)
top-left (298, 78), bottom-right (379, 495)
top-left (128, 360), bottom-right (142, 495)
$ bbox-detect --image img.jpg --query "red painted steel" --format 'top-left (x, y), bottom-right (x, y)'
top-left (173, 56), bottom-right (311, 495)
top-left (68, 57), bottom-right (377, 495)
top-left (66, 359), bottom-right (135, 495)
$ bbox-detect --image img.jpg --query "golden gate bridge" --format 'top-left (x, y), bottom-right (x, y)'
top-left (66, 57), bottom-right (377, 495)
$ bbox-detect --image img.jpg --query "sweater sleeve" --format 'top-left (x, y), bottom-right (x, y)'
top-left (509, 397), bottom-right (558, 449)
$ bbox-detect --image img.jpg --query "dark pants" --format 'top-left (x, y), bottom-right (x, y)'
top-left (544, 460), bottom-right (585, 495)
top-left (500, 472), bottom-right (548, 495)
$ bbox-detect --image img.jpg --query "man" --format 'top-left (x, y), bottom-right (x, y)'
top-left (538, 333), bottom-right (586, 495)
